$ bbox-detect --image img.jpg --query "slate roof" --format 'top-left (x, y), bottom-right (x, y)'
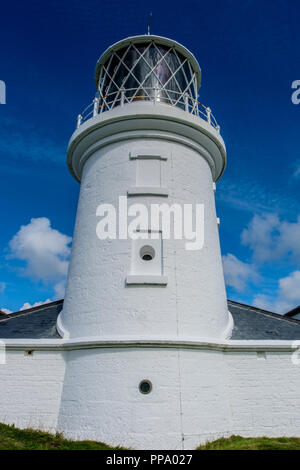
top-left (0, 300), bottom-right (63, 339)
top-left (284, 305), bottom-right (300, 318)
top-left (229, 300), bottom-right (300, 340)
top-left (0, 298), bottom-right (300, 340)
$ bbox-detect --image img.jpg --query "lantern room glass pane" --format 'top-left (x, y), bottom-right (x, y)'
top-left (98, 42), bottom-right (197, 113)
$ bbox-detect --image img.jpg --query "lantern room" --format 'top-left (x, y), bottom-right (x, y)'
top-left (94, 35), bottom-right (202, 115)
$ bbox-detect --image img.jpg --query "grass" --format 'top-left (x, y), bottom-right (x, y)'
top-left (197, 435), bottom-right (300, 450)
top-left (0, 423), bottom-right (300, 450)
top-left (0, 423), bottom-right (124, 450)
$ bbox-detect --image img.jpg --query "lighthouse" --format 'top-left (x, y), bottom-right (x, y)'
top-left (56, 35), bottom-right (233, 449)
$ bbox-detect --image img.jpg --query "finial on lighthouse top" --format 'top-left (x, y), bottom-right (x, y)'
top-left (94, 34), bottom-right (201, 115)
top-left (147, 12), bottom-right (152, 35)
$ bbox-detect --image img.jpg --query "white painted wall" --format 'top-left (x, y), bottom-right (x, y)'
top-left (0, 349), bottom-right (65, 432)
top-left (182, 348), bottom-right (300, 449)
top-left (56, 344), bottom-right (300, 450)
top-left (0, 343), bottom-right (300, 449)
top-left (60, 105), bottom-right (230, 341)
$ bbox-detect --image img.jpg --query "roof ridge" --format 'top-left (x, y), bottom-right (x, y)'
top-left (285, 306), bottom-right (300, 317)
top-left (228, 299), bottom-right (300, 325)
top-left (0, 299), bottom-right (64, 322)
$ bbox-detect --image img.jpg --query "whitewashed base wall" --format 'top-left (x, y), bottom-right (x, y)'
top-left (0, 345), bottom-right (300, 449)
top-left (0, 350), bottom-right (66, 433)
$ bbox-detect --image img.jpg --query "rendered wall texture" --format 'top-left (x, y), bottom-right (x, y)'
top-left (56, 345), bottom-right (300, 450)
top-left (0, 345), bottom-right (299, 449)
top-left (0, 349), bottom-right (65, 432)
top-left (181, 349), bottom-right (300, 449)
top-left (61, 136), bottom-right (229, 340)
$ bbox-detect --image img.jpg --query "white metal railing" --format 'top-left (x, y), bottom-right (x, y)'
top-left (76, 88), bottom-right (220, 133)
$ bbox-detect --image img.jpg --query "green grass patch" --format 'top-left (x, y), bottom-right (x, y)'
top-left (0, 423), bottom-right (124, 450)
top-left (0, 424), bottom-right (299, 450)
top-left (197, 435), bottom-right (300, 450)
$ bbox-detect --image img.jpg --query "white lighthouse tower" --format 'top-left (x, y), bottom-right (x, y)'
top-left (57, 35), bottom-right (233, 449)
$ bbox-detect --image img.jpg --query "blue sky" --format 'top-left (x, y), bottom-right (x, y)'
top-left (0, 0), bottom-right (299, 313)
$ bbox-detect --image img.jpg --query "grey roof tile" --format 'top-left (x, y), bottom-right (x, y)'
top-left (0, 300), bottom-right (63, 339)
top-left (229, 300), bottom-right (300, 340)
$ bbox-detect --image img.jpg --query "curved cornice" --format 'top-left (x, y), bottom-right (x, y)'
top-left (67, 103), bottom-right (226, 183)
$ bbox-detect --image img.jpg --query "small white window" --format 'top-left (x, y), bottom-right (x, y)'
top-left (126, 230), bottom-right (168, 285)
top-left (139, 245), bottom-right (156, 261)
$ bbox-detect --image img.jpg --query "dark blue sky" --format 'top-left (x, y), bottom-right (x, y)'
top-left (0, 0), bottom-right (299, 313)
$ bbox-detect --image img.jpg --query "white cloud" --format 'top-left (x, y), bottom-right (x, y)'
top-left (241, 213), bottom-right (300, 264)
top-left (0, 307), bottom-right (12, 315)
top-left (8, 217), bottom-right (71, 305)
top-left (253, 270), bottom-right (300, 314)
top-left (9, 217), bottom-right (71, 282)
top-left (1, 299), bottom-right (53, 314)
top-left (53, 280), bottom-right (66, 299)
top-left (293, 161), bottom-right (300, 179)
top-left (253, 294), bottom-right (291, 314)
top-left (222, 212), bottom-right (300, 314)
top-left (279, 271), bottom-right (300, 303)
top-left (279, 217), bottom-right (300, 261)
top-left (222, 253), bottom-right (258, 292)
top-left (0, 284), bottom-right (10, 313)
top-left (20, 299), bottom-right (52, 311)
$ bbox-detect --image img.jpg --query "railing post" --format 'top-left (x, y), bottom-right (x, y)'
top-left (184, 93), bottom-right (189, 112)
top-left (154, 88), bottom-right (158, 104)
top-left (93, 97), bottom-right (99, 117)
top-left (216, 125), bottom-right (221, 134)
top-left (206, 107), bottom-right (211, 125)
top-left (120, 88), bottom-right (125, 107)
top-left (77, 114), bottom-right (82, 129)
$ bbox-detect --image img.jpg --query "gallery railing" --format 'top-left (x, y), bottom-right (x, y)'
top-left (76, 87), bottom-right (220, 132)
